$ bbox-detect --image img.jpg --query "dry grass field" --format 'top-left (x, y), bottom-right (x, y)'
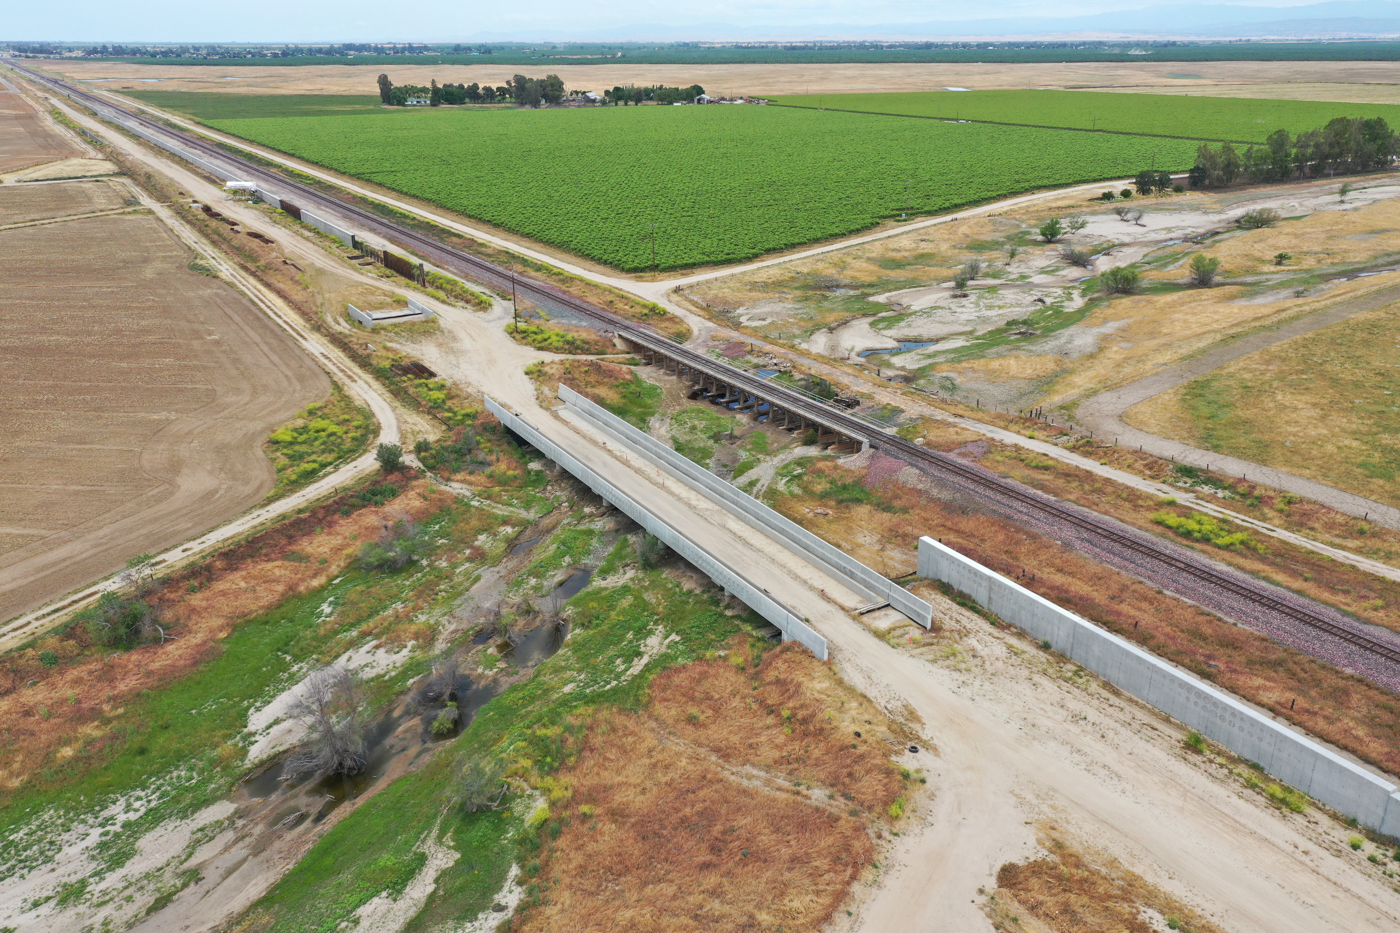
top-left (0, 80), bottom-right (81, 173)
top-left (989, 829), bottom-right (1228, 933)
top-left (0, 199), bottom-right (329, 621)
top-left (516, 639), bottom-right (909, 933)
top-left (46, 59), bottom-right (1400, 99)
top-left (1129, 301), bottom-right (1400, 510)
top-left (0, 177), bottom-right (130, 225)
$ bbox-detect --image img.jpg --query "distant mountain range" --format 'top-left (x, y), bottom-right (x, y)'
top-left (468, 1), bottom-right (1400, 42)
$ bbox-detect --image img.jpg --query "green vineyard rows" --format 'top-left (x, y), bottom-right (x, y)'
top-left (199, 101), bottom-right (1194, 271)
top-left (773, 89), bottom-right (1400, 144)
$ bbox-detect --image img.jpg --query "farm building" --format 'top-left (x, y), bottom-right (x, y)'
top-left (405, 96), bottom-right (430, 106)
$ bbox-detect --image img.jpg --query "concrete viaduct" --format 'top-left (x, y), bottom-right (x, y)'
top-left (629, 342), bottom-right (868, 454)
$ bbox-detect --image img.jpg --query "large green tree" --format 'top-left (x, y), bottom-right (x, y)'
top-left (377, 73), bottom-right (392, 104)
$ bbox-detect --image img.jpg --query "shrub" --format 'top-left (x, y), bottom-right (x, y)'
top-left (1100, 190), bottom-right (1116, 201)
top-left (1037, 217), bottom-right (1064, 243)
top-left (638, 532), bottom-right (668, 569)
top-left (457, 757), bottom-right (509, 812)
top-left (358, 517), bottom-right (429, 571)
top-left (80, 556), bottom-right (166, 648)
top-left (1274, 252), bottom-right (1291, 265)
top-left (281, 666), bottom-right (368, 781)
top-left (1059, 245), bottom-right (1092, 268)
top-left (1185, 731), bottom-right (1207, 752)
top-left (887, 797), bottom-right (906, 819)
top-left (952, 271), bottom-right (970, 292)
top-left (1098, 266), bottom-right (1141, 295)
top-left (413, 437), bottom-right (432, 455)
top-left (38, 650), bottom-right (59, 668)
top-left (1172, 183), bottom-right (1185, 193)
top-left (1350, 836), bottom-right (1366, 851)
top-left (356, 482), bottom-right (401, 507)
top-left (1188, 253), bottom-right (1222, 287)
top-left (1238, 208), bottom-right (1280, 229)
top-left (375, 442), bottom-right (404, 473)
top-left (431, 701), bottom-right (460, 736)
top-left (1120, 188), bottom-right (1133, 199)
top-left (1153, 511), bottom-right (1261, 551)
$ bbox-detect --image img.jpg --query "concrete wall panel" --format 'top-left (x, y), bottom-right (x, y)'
top-left (918, 536), bottom-right (1399, 834)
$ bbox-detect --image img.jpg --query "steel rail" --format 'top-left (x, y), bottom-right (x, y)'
top-left (26, 63), bottom-right (1400, 670)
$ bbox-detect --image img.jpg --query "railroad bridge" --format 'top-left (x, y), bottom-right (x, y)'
top-left (629, 342), bottom-right (867, 453)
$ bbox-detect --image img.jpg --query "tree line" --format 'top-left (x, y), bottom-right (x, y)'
top-left (603, 84), bottom-right (706, 105)
top-left (377, 74), bottom-right (706, 108)
top-left (377, 73), bottom-right (567, 107)
top-left (1190, 116), bottom-right (1396, 187)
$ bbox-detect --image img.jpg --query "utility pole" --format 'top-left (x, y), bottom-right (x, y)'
top-left (511, 273), bottom-right (517, 326)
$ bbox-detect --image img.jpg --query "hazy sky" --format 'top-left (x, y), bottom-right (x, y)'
top-left (2, 0), bottom-right (1358, 43)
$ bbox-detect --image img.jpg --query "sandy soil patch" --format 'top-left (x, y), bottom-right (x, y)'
top-left (0, 177), bottom-right (129, 224)
top-left (45, 60), bottom-right (1400, 98)
top-left (0, 208), bottom-right (330, 621)
top-left (0, 85), bottom-right (81, 174)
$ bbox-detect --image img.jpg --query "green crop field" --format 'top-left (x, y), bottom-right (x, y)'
top-left (132, 91), bottom-right (1196, 271)
top-left (773, 89), bottom-right (1400, 144)
top-left (124, 90), bottom-right (381, 120)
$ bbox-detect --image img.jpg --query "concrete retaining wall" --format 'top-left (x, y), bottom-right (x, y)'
top-left (300, 210), bottom-right (354, 247)
top-left (917, 536), bottom-right (1400, 836)
top-left (559, 384), bottom-right (934, 627)
top-left (254, 187), bottom-right (282, 210)
top-left (347, 304), bottom-right (374, 328)
top-left (407, 296), bottom-right (435, 319)
top-left (486, 397), bottom-right (827, 660)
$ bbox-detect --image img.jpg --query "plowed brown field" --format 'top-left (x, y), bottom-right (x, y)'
top-left (0, 177), bottom-right (128, 225)
top-left (0, 203), bottom-right (329, 620)
top-left (0, 79), bottom-right (80, 173)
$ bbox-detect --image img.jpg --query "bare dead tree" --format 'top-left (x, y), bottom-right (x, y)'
top-left (281, 666), bottom-right (369, 782)
top-left (422, 654), bottom-right (460, 706)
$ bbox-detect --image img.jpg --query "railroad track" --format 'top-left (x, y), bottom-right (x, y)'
top-left (26, 64), bottom-right (1400, 674)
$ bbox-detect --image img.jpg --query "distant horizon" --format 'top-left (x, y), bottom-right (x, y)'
top-left (4, 0), bottom-right (1400, 45)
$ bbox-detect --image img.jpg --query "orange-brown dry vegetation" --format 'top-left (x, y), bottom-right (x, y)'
top-left (905, 412), bottom-right (1400, 630)
top-left (515, 640), bottom-right (910, 933)
top-left (529, 358), bottom-right (640, 406)
top-left (989, 830), bottom-right (1226, 933)
top-left (0, 477), bottom-right (444, 795)
top-left (776, 459), bottom-right (1400, 778)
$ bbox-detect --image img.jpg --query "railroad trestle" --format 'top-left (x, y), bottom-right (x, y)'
top-left (633, 345), bottom-right (864, 453)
